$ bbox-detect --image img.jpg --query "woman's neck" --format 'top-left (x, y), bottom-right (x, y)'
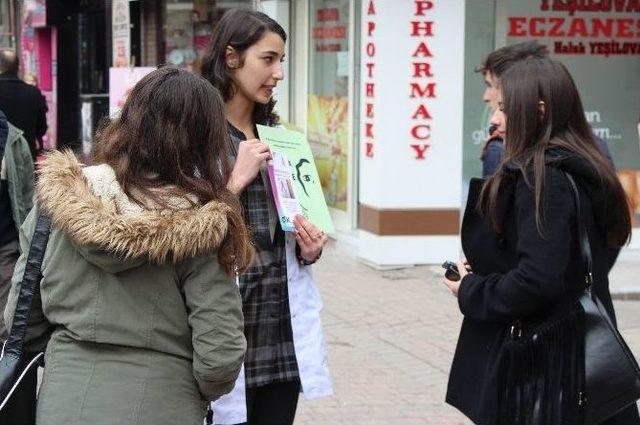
top-left (225, 94), bottom-right (255, 134)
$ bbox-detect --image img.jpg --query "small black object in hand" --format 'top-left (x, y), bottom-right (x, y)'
top-left (442, 261), bottom-right (461, 282)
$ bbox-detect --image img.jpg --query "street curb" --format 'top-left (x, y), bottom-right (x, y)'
top-left (611, 292), bottom-right (640, 301)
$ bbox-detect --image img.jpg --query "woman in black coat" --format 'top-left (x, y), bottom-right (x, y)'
top-left (444, 57), bottom-right (640, 425)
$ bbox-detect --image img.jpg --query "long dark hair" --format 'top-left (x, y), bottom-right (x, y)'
top-left (92, 66), bottom-right (253, 273)
top-left (478, 57), bottom-right (630, 247)
top-left (200, 8), bottom-right (286, 125)
top-left (476, 41), bottom-right (548, 78)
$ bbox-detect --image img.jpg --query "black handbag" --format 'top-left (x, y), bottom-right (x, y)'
top-left (497, 173), bottom-right (640, 425)
top-left (0, 213), bottom-right (51, 424)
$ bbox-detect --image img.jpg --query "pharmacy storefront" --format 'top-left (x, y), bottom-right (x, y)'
top-left (282, 0), bottom-right (640, 266)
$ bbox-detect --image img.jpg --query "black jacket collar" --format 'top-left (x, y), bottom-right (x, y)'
top-left (0, 73), bottom-right (22, 82)
top-left (0, 110), bottom-right (8, 160)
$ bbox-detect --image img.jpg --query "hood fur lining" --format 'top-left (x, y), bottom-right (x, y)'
top-left (37, 150), bottom-right (230, 263)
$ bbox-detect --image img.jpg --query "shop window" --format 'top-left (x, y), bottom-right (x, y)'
top-left (307, 0), bottom-right (351, 212)
top-left (163, 0), bottom-right (253, 71)
top-left (0, 0), bottom-right (17, 49)
top-left (461, 1), bottom-right (640, 229)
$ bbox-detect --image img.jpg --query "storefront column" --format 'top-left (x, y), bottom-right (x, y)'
top-left (356, 0), bottom-right (465, 265)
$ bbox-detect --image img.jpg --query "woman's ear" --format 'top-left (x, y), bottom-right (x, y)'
top-left (538, 101), bottom-right (546, 120)
top-left (225, 46), bottom-right (239, 69)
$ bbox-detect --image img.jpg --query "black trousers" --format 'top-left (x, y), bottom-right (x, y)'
top-left (242, 379), bottom-right (301, 425)
top-left (0, 239), bottom-right (38, 425)
top-left (0, 358), bottom-right (38, 425)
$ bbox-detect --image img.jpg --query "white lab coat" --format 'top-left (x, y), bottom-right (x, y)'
top-left (210, 233), bottom-right (333, 424)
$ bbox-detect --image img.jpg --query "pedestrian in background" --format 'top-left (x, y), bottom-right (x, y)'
top-left (0, 109), bottom-right (34, 341)
top-left (476, 41), bottom-right (548, 177)
top-left (201, 9), bottom-right (333, 425)
top-left (477, 42), bottom-right (614, 176)
top-left (444, 57), bottom-right (640, 424)
top-left (0, 50), bottom-right (48, 161)
top-left (4, 67), bottom-right (251, 425)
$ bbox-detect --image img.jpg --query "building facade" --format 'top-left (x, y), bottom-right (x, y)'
top-left (8, 0), bottom-right (640, 266)
top-left (293, 0), bottom-right (640, 265)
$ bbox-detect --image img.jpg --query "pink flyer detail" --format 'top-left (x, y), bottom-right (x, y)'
top-left (267, 151), bottom-right (302, 232)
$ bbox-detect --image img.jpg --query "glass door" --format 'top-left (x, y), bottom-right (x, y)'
top-left (307, 0), bottom-right (354, 229)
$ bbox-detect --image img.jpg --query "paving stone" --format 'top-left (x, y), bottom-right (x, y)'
top-left (296, 240), bottom-right (640, 424)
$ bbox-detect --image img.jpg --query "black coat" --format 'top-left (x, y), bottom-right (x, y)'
top-left (446, 150), bottom-right (640, 425)
top-left (0, 73), bottom-right (47, 160)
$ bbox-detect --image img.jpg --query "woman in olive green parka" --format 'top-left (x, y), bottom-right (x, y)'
top-left (4, 68), bottom-right (253, 425)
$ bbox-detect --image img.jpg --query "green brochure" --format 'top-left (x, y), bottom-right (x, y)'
top-left (257, 124), bottom-right (335, 234)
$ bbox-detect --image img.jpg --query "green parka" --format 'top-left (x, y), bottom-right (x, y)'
top-left (4, 150), bottom-right (246, 425)
top-left (2, 120), bottom-right (34, 231)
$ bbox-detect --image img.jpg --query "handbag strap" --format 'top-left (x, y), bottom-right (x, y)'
top-left (3, 214), bottom-right (51, 358)
top-left (563, 172), bottom-right (594, 289)
top-left (0, 113), bottom-right (8, 163)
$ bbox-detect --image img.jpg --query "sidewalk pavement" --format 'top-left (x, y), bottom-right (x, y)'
top-left (610, 247), bottom-right (640, 299)
top-left (296, 240), bottom-right (640, 424)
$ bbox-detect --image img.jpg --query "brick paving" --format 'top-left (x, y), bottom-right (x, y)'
top-left (295, 240), bottom-right (640, 424)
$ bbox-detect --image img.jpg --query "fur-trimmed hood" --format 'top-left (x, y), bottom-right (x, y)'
top-left (37, 150), bottom-right (231, 269)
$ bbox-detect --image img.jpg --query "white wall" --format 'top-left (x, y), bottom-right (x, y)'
top-left (357, 0), bottom-right (466, 265)
top-left (358, 0), bottom-right (465, 210)
top-left (259, 0), bottom-right (291, 122)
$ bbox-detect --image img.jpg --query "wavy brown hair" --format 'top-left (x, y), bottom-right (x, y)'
top-left (92, 67), bottom-right (253, 273)
top-left (199, 8), bottom-right (286, 125)
top-left (478, 57), bottom-right (630, 247)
